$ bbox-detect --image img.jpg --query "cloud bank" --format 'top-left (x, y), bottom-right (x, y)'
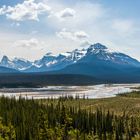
top-left (0, 0), bottom-right (51, 21)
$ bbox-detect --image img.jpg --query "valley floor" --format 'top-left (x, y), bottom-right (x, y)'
top-left (0, 91), bottom-right (140, 140)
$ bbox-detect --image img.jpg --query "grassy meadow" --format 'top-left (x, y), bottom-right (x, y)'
top-left (41, 90), bottom-right (140, 116)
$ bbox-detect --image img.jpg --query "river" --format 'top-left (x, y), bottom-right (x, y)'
top-left (0, 84), bottom-right (140, 99)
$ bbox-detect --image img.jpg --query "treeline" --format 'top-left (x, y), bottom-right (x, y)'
top-left (0, 73), bottom-right (98, 88)
top-left (0, 96), bottom-right (140, 140)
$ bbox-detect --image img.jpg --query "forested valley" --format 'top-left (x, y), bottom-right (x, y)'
top-left (0, 93), bottom-right (140, 140)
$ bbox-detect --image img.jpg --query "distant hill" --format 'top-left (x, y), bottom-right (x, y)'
top-left (52, 63), bottom-right (140, 83)
top-left (0, 73), bottom-right (99, 87)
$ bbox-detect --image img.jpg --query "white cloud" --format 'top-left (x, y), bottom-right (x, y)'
top-left (0, 0), bottom-right (51, 21)
top-left (14, 38), bottom-right (41, 48)
top-left (48, 1), bottom-right (105, 29)
top-left (56, 8), bottom-right (76, 19)
top-left (0, 5), bottom-right (6, 15)
top-left (80, 40), bottom-right (91, 47)
top-left (56, 28), bottom-right (90, 48)
top-left (57, 28), bottom-right (74, 40)
top-left (57, 28), bottom-right (89, 41)
top-left (75, 31), bottom-right (89, 39)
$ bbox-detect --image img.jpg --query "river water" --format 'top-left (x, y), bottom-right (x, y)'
top-left (0, 84), bottom-right (140, 99)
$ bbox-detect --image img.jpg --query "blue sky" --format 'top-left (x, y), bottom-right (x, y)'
top-left (0, 0), bottom-right (140, 61)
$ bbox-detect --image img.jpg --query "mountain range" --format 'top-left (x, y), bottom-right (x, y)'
top-left (0, 47), bottom-right (88, 72)
top-left (0, 43), bottom-right (140, 83)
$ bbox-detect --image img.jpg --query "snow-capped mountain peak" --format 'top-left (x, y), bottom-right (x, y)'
top-left (90, 43), bottom-right (107, 50)
top-left (0, 43), bottom-right (140, 72)
top-left (0, 56), bottom-right (32, 70)
top-left (1, 55), bottom-right (10, 63)
top-left (1, 56), bottom-right (14, 68)
top-left (86, 43), bottom-right (108, 56)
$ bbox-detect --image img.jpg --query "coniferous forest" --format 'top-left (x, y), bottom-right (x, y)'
top-left (0, 93), bottom-right (140, 140)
